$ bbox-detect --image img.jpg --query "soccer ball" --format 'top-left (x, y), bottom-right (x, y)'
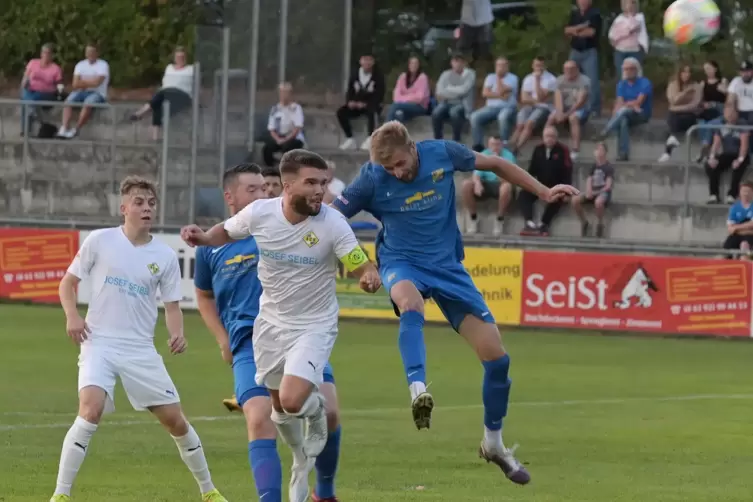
top-left (663, 0), bottom-right (721, 45)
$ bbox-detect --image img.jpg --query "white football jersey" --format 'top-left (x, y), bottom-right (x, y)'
top-left (68, 227), bottom-right (182, 348)
top-left (224, 198), bottom-right (359, 330)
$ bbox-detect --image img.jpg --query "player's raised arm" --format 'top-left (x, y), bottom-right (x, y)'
top-left (193, 248), bottom-right (232, 364)
top-left (331, 212), bottom-right (381, 293)
top-left (329, 162), bottom-right (376, 219)
top-left (181, 199), bottom-right (259, 248)
top-left (160, 254), bottom-right (187, 354)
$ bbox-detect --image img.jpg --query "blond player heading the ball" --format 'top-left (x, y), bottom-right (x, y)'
top-left (50, 176), bottom-right (228, 502)
top-left (181, 149), bottom-right (380, 499)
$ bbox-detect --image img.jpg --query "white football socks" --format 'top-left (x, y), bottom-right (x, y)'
top-left (483, 426), bottom-right (504, 451)
top-left (409, 381), bottom-right (427, 401)
top-left (172, 424), bottom-right (215, 495)
top-left (53, 416), bottom-right (98, 496)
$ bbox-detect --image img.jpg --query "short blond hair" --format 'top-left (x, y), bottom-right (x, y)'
top-left (120, 175), bottom-right (158, 198)
top-left (369, 120), bottom-right (413, 165)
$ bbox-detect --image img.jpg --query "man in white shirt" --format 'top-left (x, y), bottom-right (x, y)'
top-left (263, 82), bottom-right (306, 166)
top-left (50, 176), bottom-right (228, 502)
top-left (323, 161), bottom-right (346, 205)
top-left (58, 44), bottom-right (110, 139)
top-left (180, 149), bottom-right (380, 493)
top-left (509, 56), bottom-right (558, 154)
top-left (727, 61), bottom-right (753, 125)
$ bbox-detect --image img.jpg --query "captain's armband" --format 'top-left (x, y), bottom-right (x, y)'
top-left (340, 245), bottom-right (369, 272)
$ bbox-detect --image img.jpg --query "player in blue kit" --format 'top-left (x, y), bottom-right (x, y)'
top-left (332, 121), bottom-right (578, 485)
top-left (194, 163), bottom-right (343, 502)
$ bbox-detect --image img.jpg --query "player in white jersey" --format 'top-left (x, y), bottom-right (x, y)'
top-left (50, 176), bottom-right (228, 502)
top-left (181, 149), bottom-right (380, 471)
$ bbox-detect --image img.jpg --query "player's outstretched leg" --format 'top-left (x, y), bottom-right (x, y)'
top-left (151, 404), bottom-right (229, 501)
top-left (391, 280), bottom-right (433, 430)
top-left (312, 380), bottom-right (342, 502)
top-left (458, 315), bottom-right (530, 485)
top-left (243, 395), bottom-right (283, 502)
top-left (50, 386), bottom-right (105, 501)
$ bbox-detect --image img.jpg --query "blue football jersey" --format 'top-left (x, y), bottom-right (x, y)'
top-left (728, 200), bottom-right (753, 224)
top-left (194, 237), bottom-right (262, 352)
top-left (333, 140), bottom-right (476, 266)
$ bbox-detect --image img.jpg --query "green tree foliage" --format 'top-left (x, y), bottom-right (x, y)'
top-left (0, 0), bottom-right (196, 86)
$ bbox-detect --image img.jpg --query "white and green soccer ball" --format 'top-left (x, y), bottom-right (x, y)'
top-left (663, 0), bottom-right (721, 45)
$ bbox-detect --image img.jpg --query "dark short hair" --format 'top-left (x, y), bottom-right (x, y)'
top-left (223, 162), bottom-right (262, 188)
top-left (534, 55), bottom-right (545, 63)
top-left (741, 178), bottom-right (753, 190)
top-left (279, 149), bottom-right (328, 176)
top-left (488, 135), bottom-right (502, 141)
top-left (262, 167), bottom-right (281, 180)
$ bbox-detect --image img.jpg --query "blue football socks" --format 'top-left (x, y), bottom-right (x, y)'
top-left (482, 354), bottom-right (511, 431)
top-left (314, 425), bottom-right (341, 499)
top-left (398, 310), bottom-right (427, 384)
top-left (249, 439), bottom-right (283, 501)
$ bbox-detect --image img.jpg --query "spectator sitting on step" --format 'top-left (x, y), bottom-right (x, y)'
top-left (599, 57), bottom-right (652, 161)
top-left (705, 105), bottom-right (749, 204)
top-left (607, 0), bottom-right (648, 74)
top-left (546, 59), bottom-right (591, 160)
top-left (337, 53), bottom-right (385, 151)
top-left (726, 61), bottom-right (753, 126)
top-left (262, 167), bottom-right (282, 198)
top-left (130, 46), bottom-right (194, 141)
top-left (518, 126), bottom-right (572, 236)
top-left (20, 43), bottom-right (63, 135)
top-left (386, 56), bottom-right (430, 124)
top-left (432, 52), bottom-right (476, 142)
top-left (57, 44), bottom-right (109, 139)
top-left (572, 141), bottom-right (614, 238)
top-left (659, 64), bottom-right (702, 162)
top-left (724, 179), bottom-right (753, 259)
top-left (508, 56), bottom-right (557, 155)
top-left (697, 60), bottom-right (728, 162)
top-left (469, 57), bottom-right (519, 150)
top-left (461, 135), bottom-right (516, 237)
top-left (261, 82), bottom-right (305, 166)
top-left (323, 160), bottom-right (346, 205)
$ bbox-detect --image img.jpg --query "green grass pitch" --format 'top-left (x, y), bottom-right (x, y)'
top-left (2, 303), bottom-right (753, 501)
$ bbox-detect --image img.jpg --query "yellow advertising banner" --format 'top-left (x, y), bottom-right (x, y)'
top-left (337, 243), bottom-right (522, 326)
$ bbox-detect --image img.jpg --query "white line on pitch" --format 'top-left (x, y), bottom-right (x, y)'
top-left (3, 393), bottom-right (753, 431)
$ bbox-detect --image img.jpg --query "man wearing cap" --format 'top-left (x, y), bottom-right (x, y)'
top-left (727, 61), bottom-right (753, 125)
top-left (431, 52), bottom-right (476, 142)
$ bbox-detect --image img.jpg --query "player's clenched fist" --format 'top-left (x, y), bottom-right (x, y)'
top-left (180, 224), bottom-right (207, 247)
top-left (66, 314), bottom-right (90, 345)
top-left (359, 268), bottom-right (382, 293)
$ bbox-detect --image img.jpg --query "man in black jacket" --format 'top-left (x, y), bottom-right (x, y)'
top-left (519, 126), bottom-right (573, 236)
top-left (337, 53), bottom-right (386, 151)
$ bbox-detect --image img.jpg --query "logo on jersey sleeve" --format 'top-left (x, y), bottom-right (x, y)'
top-left (431, 168), bottom-right (444, 183)
top-left (302, 231), bottom-right (320, 247)
top-left (147, 263), bottom-right (160, 275)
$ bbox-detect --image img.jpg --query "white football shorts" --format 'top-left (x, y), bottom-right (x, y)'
top-left (253, 316), bottom-right (337, 390)
top-left (77, 341), bottom-right (180, 413)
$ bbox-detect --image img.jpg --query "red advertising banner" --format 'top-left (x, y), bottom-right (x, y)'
top-left (0, 228), bottom-right (78, 303)
top-left (521, 251), bottom-right (752, 337)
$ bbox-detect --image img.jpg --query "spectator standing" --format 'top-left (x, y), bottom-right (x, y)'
top-left (20, 43), bottom-right (63, 134)
top-left (337, 53), bottom-right (385, 151)
top-left (129, 46), bottom-right (194, 141)
top-left (724, 180), bottom-right (753, 259)
top-left (262, 168), bottom-right (282, 198)
top-left (386, 56), bottom-right (430, 124)
top-left (547, 60), bottom-right (591, 160)
top-left (659, 65), bottom-right (701, 162)
top-left (572, 142), bottom-right (614, 238)
top-left (323, 161), bottom-right (347, 205)
top-left (726, 61), bottom-right (753, 125)
top-left (599, 57), bottom-right (652, 161)
top-left (608, 0), bottom-right (648, 74)
top-left (519, 126), bottom-right (572, 236)
top-left (705, 106), bottom-right (750, 204)
top-left (57, 44), bottom-right (109, 139)
top-left (697, 60), bottom-right (728, 162)
top-left (509, 57), bottom-right (556, 154)
top-left (261, 82), bottom-right (305, 166)
top-left (461, 135), bottom-right (516, 236)
top-left (457, 0), bottom-right (494, 64)
top-left (565, 0), bottom-right (602, 116)
top-left (432, 53), bottom-right (476, 142)
top-left (469, 57), bottom-right (519, 150)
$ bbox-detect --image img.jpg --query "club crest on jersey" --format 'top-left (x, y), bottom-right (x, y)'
top-left (302, 231), bottom-right (319, 247)
top-left (431, 168), bottom-right (444, 183)
top-left (147, 263), bottom-right (160, 275)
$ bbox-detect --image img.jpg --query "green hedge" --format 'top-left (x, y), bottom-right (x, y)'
top-left (0, 0), bottom-right (196, 87)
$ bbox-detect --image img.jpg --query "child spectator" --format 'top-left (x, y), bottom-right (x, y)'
top-left (571, 142), bottom-right (614, 238)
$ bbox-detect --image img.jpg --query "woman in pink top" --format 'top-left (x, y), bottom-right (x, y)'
top-left (21, 43), bottom-right (63, 133)
top-left (385, 56), bottom-right (431, 124)
top-left (607, 0), bottom-right (649, 76)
